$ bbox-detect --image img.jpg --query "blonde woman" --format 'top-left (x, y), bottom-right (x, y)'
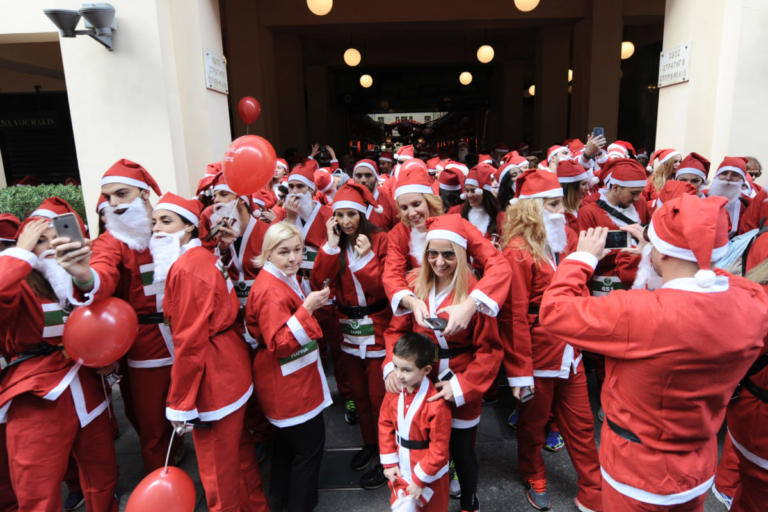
top-left (245, 221), bottom-right (332, 512)
top-left (498, 170), bottom-right (602, 512)
top-left (644, 149), bottom-right (681, 202)
top-left (383, 215), bottom-right (503, 512)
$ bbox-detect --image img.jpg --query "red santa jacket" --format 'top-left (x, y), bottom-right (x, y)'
top-left (311, 231), bottom-right (391, 359)
top-left (162, 243), bottom-right (253, 422)
top-left (499, 231), bottom-right (578, 388)
top-left (245, 262), bottom-right (333, 427)
top-left (78, 230), bottom-right (173, 368)
top-left (0, 249), bottom-right (107, 427)
top-left (215, 215), bottom-right (270, 306)
top-left (382, 215), bottom-right (511, 317)
top-left (367, 187), bottom-right (399, 231)
top-left (379, 376), bottom-right (451, 498)
top-left (383, 274), bottom-right (503, 426)
top-left (539, 251), bottom-right (768, 503)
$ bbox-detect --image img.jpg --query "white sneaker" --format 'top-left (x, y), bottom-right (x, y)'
top-left (711, 484), bottom-right (733, 510)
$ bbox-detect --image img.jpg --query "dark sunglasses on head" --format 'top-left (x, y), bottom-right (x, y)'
top-left (426, 249), bottom-right (456, 261)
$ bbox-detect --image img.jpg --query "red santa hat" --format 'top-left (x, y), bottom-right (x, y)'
top-left (438, 167), bottom-right (465, 192)
top-left (425, 214), bottom-right (469, 249)
top-left (675, 152), bottom-right (711, 181)
top-left (601, 158), bottom-right (647, 188)
top-left (101, 159), bottom-right (162, 196)
top-left (0, 213), bottom-right (21, 242)
top-left (444, 161), bottom-right (469, 177)
top-left (396, 145), bottom-right (414, 162)
top-left (499, 152), bottom-right (528, 183)
top-left (566, 139), bottom-right (585, 154)
top-left (654, 180), bottom-right (698, 209)
top-left (205, 161), bottom-right (222, 176)
top-left (251, 189), bottom-right (276, 211)
top-left (493, 143), bottom-right (510, 154)
top-left (478, 154), bottom-right (494, 165)
top-left (20, 197), bottom-right (87, 237)
top-left (426, 156), bottom-right (441, 175)
top-left (647, 194), bottom-right (730, 287)
top-left (353, 159), bottom-right (379, 178)
top-left (379, 151), bottom-right (394, 163)
top-left (288, 159), bottom-right (318, 191)
top-left (547, 145), bottom-right (570, 162)
top-left (614, 140), bottom-right (636, 156)
top-left (556, 160), bottom-right (591, 184)
top-left (513, 169), bottom-right (564, 202)
top-left (96, 194), bottom-right (109, 214)
top-left (154, 192), bottom-right (202, 227)
top-left (276, 158), bottom-right (289, 172)
top-left (333, 182), bottom-right (384, 214)
top-left (606, 142), bottom-right (629, 160)
top-left (714, 156), bottom-right (748, 182)
top-left (464, 164), bottom-right (496, 193)
top-left (654, 148), bottom-right (681, 167)
top-left (394, 160), bottom-right (434, 200)
top-left (196, 174), bottom-right (217, 195)
top-left (314, 168), bottom-right (334, 194)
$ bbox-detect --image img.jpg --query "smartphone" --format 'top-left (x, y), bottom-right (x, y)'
top-left (519, 386), bottom-right (535, 403)
top-left (605, 230), bottom-right (630, 249)
top-left (438, 368), bottom-right (455, 382)
top-left (592, 126), bottom-right (605, 138)
top-left (333, 224), bottom-right (341, 236)
top-left (424, 317), bottom-right (448, 331)
top-left (52, 213), bottom-right (83, 243)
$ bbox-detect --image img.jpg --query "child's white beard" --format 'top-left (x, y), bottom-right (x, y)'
top-left (149, 230), bottom-right (186, 283)
top-left (632, 243), bottom-right (664, 290)
top-left (104, 197), bottom-right (152, 251)
top-left (34, 250), bottom-right (73, 307)
top-left (209, 199), bottom-right (242, 236)
top-left (708, 179), bottom-right (743, 204)
top-left (543, 210), bottom-right (568, 254)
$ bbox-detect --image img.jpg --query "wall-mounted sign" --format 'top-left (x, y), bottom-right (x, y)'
top-left (204, 50), bottom-right (229, 94)
top-left (658, 42), bottom-right (691, 88)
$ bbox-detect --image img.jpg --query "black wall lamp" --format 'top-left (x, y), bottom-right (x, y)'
top-left (44, 3), bottom-right (117, 51)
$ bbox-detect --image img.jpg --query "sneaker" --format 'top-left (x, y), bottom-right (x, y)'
top-left (506, 409), bottom-right (519, 429)
top-left (360, 464), bottom-right (387, 489)
top-left (350, 445), bottom-right (377, 471)
top-left (63, 490), bottom-right (85, 511)
top-left (344, 400), bottom-right (358, 425)
top-left (544, 430), bottom-right (565, 452)
top-left (574, 497), bottom-right (598, 512)
top-left (525, 479), bottom-right (550, 510)
top-left (449, 460), bottom-right (461, 498)
top-left (711, 484), bottom-right (733, 510)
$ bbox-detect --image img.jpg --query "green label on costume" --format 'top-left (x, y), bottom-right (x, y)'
top-left (42, 303), bottom-right (65, 338)
top-left (302, 247), bottom-right (318, 262)
top-left (589, 275), bottom-right (625, 296)
top-left (44, 308), bottom-right (65, 326)
top-left (139, 263), bottom-right (154, 286)
top-left (235, 281), bottom-right (252, 298)
top-left (342, 319), bottom-right (375, 337)
top-left (279, 340), bottom-right (319, 376)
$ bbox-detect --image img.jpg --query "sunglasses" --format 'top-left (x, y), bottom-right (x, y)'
top-left (426, 250), bottom-right (456, 261)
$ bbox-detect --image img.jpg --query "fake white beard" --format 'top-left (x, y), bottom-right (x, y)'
top-left (209, 199), bottom-right (242, 236)
top-left (468, 206), bottom-right (491, 235)
top-left (288, 191), bottom-right (315, 220)
top-left (543, 210), bottom-right (568, 255)
top-left (34, 250), bottom-right (73, 307)
top-left (104, 197), bottom-right (152, 251)
top-left (708, 179), bottom-right (743, 204)
top-left (149, 230), bottom-right (186, 284)
top-left (632, 243), bottom-right (664, 290)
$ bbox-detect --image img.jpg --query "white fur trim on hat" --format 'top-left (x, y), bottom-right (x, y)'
top-left (426, 229), bottom-right (467, 249)
top-left (438, 183), bottom-right (462, 191)
top-left (464, 178), bottom-right (479, 188)
top-left (517, 188), bottom-right (564, 200)
top-left (558, 172), bottom-right (590, 184)
top-left (715, 165), bottom-right (746, 181)
top-left (647, 222), bottom-right (729, 265)
top-left (332, 200), bottom-right (366, 215)
top-left (354, 161), bottom-right (379, 177)
top-left (675, 167), bottom-right (708, 180)
top-left (394, 184), bottom-right (433, 199)
top-left (213, 183), bottom-right (235, 194)
top-left (446, 163), bottom-right (469, 176)
top-left (154, 202), bottom-right (199, 227)
top-left (610, 179), bottom-right (648, 188)
top-left (379, 156), bottom-right (393, 162)
top-left (101, 176), bottom-right (150, 190)
top-left (288, 173), bottom-right (316, 191)
top-left (29, 209), bottom-right (58, 219)
top-left (658, 151), bottom-right (681, 165)
top-left (276, 161), bottom-right (288, 170)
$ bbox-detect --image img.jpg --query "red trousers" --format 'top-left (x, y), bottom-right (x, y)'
top-left (602, 483), bottom-right (707, 511)
top-left (730, 448), bottom-right (768, 512)
top-left (517, 367), bottom-right (602, 511)
top-left (6, 390), bottom-right (118, 512)
top-left (192, 404), bottom-right (268, 512)
top-left (121, 365), bottom-right (176, 472)
top-left (342, 353), bottom-right (385, 446)
top-left (315, 306), bottom-right (351, 399)
top-left (0, 425), bottom-right (16, 512)
top-left (714, 434), bottom-right (740, 496)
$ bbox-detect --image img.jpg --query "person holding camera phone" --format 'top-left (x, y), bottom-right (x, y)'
top-left (498, 170), bottom-right (602, 512)
top-left (382, 215), bottom-right (503, 512)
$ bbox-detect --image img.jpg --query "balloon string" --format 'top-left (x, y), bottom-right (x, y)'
top-left (100, 378), bottom-right (112, 419)
top-left (163, 426), bottom-right (178, 473)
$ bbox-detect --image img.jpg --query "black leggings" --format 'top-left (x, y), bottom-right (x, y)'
top-left (450, 425), bottom-right (479, 510)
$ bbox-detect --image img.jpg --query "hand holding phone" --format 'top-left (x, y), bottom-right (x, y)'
top-left (424, 317), bottom-right (448, 331)
top-left (52, 213), bottom-right (83, 243)
top-left (605, 230), bottom-right (631, 249)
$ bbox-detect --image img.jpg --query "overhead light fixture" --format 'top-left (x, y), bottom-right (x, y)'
top-left (307, 0), bottom-right (333, 16)
top-left (459, 71), bottom-right (473, 86)
top-left (360, 74), bottom-right (373, 88)
top-left (568, 69), bottom-right (573, 82)
top-left (528, 84), bottom-right (535, 96)
top-left (344, 48), bottom-right (361, 67)
top-left (621, 41), bottom-right (635, 60)
top-left (43, 2), bottom-right (116, 51)
top-left (514, 0), bottom-right (540, 12)
top-left (476, 45), bottom-right (495, 64)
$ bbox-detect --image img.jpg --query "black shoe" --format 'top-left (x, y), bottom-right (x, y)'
top-left (350, 445), bottom-right (377, 471)
top-left (360, 464), bottom-right (387, 489)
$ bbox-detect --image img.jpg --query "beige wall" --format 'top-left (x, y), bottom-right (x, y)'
top-left (656, 0), bottom-right (768, 185)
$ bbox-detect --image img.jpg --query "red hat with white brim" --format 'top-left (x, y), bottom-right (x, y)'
top-left (101, 159), bottom-right (162, 196)
top-left (425, 214), bottom-right (468, 249)
top-left (154, 192), bottom-right (202, 227)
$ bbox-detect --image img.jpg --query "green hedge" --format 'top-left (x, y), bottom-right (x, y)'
top-left (0, 184), bottom-right (88, 227)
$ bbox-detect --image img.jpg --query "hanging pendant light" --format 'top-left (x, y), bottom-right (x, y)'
top-left (476, 45), bottom-right (495, 64)
top-left (359, 74), bottom-right (373, 88)
top-left (621, 41), bottom-right (635, 60)
top-left (514, 0), bottom-right (540, 13)
top-left (344, 48), bottom-right (361, 67)
top-left (459, 71), bottom-right (473, 86)
top-left (307, 0), bottom-right (332, 16)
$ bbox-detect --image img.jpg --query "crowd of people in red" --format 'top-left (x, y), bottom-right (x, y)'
top-left (0, 134), bottom-right (766, 512)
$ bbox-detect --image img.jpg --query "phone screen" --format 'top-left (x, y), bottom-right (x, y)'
top-left (592, 126), bottom-right (605, 138)
top-left (605, 230), bottom-right (629, 249)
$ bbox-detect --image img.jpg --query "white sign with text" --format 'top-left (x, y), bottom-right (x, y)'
top-left (204, 50), bottom-right (229, 94)
top-left (658, 42), bottom-right (691, 88)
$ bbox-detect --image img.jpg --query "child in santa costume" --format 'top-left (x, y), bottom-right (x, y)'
top-left (311, 182), bottom-right (392, 489)
top-left (245, 221), bottom-right (333, 511)
top-left (379, 333), bottom-right (452, 512)
top-left (539, 194), bottom-right (768, 511)
top-left (383, 215), bottom-right (503, 512)
top-left (498, 170), bottom-right (601, 512)
top-left (0, 198), bottom-right (118, 511)
top-left (150, 193), bottom-right (267, 512)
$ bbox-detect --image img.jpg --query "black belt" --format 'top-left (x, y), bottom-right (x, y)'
top-left (337, 299), bottom-right (388, 319)
top-left (435, 345), bottom-right (473, 360)
top-left (743, 379), bottom-right (768, 404)
top-left (606, 417), bottom-right (642, 444)
top-left (396, 433), bottom-right (429, 450)
top-left (138, 313), bottom-right (165, 324)
top-left (0, 343), bottom-right (65, 380)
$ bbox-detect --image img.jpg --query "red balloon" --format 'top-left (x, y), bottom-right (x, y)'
top-left (223, 135), bottom-right (277, 195)
top-left (237, 96), bottom-right (261, 125)
top-left (126, 467), bottom-right (196, 512)
top-left (63, 297), bottom-right (137, 367)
